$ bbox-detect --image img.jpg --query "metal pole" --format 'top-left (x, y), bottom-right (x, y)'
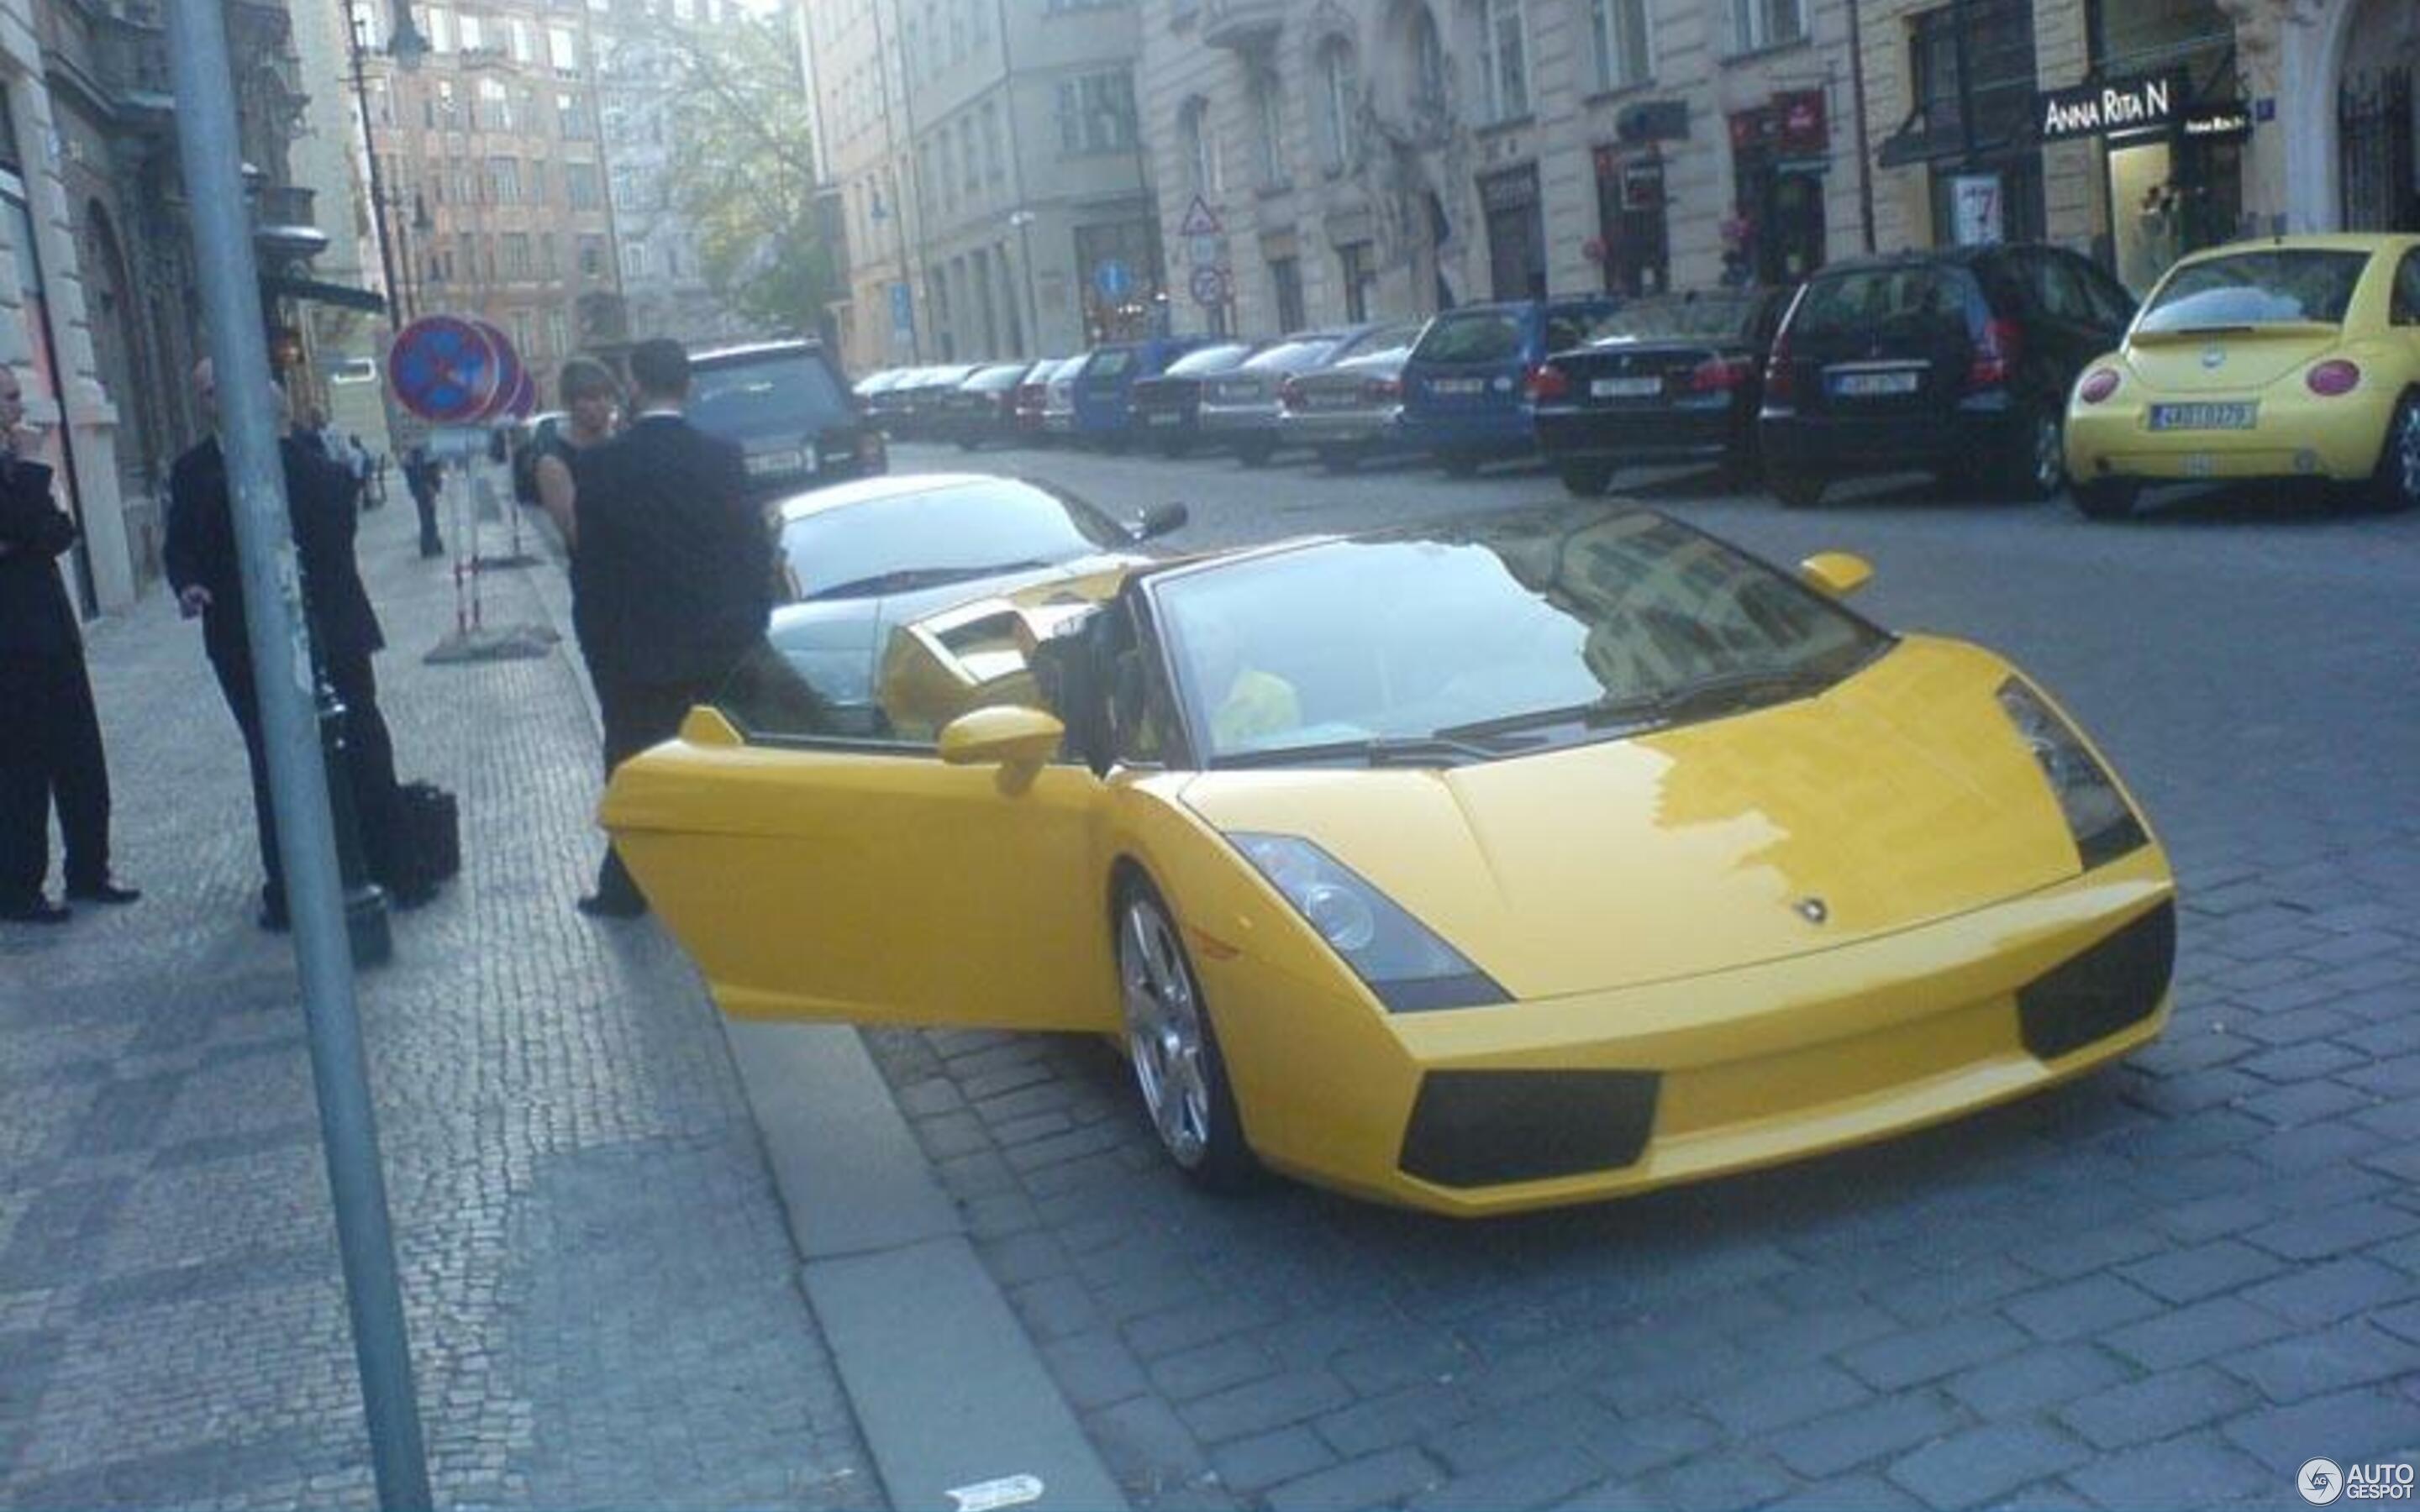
top-left (1846, 0), bottom-right (1878, 253)
top-left (165, 4), bottom-right (433, 1508)
top-left (350, 22), bottom-right (405, 328)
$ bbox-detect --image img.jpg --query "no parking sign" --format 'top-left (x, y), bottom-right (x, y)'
top-left (387, 315), bottom-right (534, 423)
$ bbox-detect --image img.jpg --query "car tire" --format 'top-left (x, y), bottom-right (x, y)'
top-left (2003, 407), bottom-right (2066, 501)
top-left (1316, 445), bottom-right (1360, 475)
top-left (1770, 469), bottom-right (1827, 508)
top-left (1558, 460), bottom-right (1615, 497)
top-left (955, 438), bottom-right (981, 453)
top-left (2071, 478), bottom-right (2139, 521)
top-left (1160, 438), bottom-right (1193, 459)
top-left (1117, 877), bottom-right (1256, 1193)
top-left (1441, 452), bottom-right (1482, 479)
top-left (1237, 439), bottom-right (1276, 468)
top-left (2370, 393), bottom-right (2420, 512)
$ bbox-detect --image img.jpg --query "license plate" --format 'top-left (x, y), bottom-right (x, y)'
top-left (1147, 411), bottom-right (1181, 426)
top-left (744, 449), bottom-right (803, 475)
top-left (1305, 391), bottom-right (1357, 410)
top-left (1591, 376), bottom-right (1663, 399)
top-left (1828, 370), bottom-right (1920, 397)
top-left (1431, 378), bottom-right (1486, 395)
top-left (2149, 402), bottom-right (2256, 431)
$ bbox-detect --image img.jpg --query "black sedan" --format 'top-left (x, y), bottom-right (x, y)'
top-left (1126, 342), bottom-right (1262, 457)
top-left (1529, 289), bottom-right (1794, 496)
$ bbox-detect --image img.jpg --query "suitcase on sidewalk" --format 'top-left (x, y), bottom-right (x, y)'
top-left (386, 781), bottom-right (459, 904)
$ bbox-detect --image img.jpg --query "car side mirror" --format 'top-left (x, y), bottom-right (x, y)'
top-left (1134, 501), bottom-right (1189, 541)
top-left (938, 705), bottom-right (1065, 771)
top-left (1798, 551), bottom-right (1874, 599)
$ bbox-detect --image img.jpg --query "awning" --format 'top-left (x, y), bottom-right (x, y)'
top-left (260, 273), bottom-right (387, 315)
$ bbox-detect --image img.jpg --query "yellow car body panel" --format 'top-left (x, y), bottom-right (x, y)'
top-left (604, 625), bottom-right (2176, 1215)
top-left (2066, 232), bottom-right (2420, 486)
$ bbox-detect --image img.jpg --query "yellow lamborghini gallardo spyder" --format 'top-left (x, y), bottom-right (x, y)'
top-left (2065, 233), bottom-right (2420, 519)
top-left (603, 502), bottom-right (2175, 1216)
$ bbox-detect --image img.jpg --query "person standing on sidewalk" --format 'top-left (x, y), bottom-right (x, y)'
top-left (166, 360), bottom-right (402, 931)
top-left (403, 446), bottom-right (444, 558)
top-left (531, 358), bottom-right (619, 552)
top-left (570, 339), bottom-right (770, 918)
top-left (0, 365), bottom-right (139, 923)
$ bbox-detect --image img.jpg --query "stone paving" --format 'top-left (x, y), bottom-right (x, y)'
top-left (0, 471), bottom-right (876, 1509)
top-left (862, 444), bottom-right (2420, 1512)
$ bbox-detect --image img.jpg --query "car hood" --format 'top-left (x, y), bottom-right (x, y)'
top-left (1176, 638), bottom-right (2088, 1000)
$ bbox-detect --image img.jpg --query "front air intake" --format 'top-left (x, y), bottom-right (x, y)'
top-left (2018, 900), bottom-right (2176, 1061)
top-left (1399, 1068), bottom-right (1659, 1189)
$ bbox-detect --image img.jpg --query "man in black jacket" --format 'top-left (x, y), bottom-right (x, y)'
top-left (0, 366), bottom-right (137, 923)
top-left (570, 338), bottom-right (771, 917)
top-left (166, 360), bottom-right (401, 930)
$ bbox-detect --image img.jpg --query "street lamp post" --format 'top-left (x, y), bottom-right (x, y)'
top-left (1007, 208), bottom-right (1039, 359)
top-left (346, 0), bottom-right (429, 324)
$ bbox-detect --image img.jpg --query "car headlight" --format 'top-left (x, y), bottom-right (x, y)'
top-left (1996, 678), bottom-right (2148, 869)
top-left (1229, 833), bottom-right (1509, 1013)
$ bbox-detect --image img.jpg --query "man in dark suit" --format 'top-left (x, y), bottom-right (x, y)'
top-left (166, 360), bottom-right (401, 931)
top-left (570, 337), bottom-right (771, 917)
top-left (0, 365), bottom-right (138, 923)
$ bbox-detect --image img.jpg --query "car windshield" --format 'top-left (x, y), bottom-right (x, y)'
top-left (966, 365), bottom-right (1028, 391)
top-left (1586, 294), bottom-right (1757, 343)
top-left (1153, 506), bottom-right (1889, 765)
top-left (779, 479), bottom-right (1129, 601)
top-left (2137, 249), bottom-right (2373, 332)
top-left (1165, 344), bottom-right (1252, 375)
top-left (691, 353), bottom-right (850, 434)
top-left (1412, 312), bottom-right (1524, 365)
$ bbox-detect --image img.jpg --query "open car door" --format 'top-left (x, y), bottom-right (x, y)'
top-left (601, 596), bottom-right (1120, 1034)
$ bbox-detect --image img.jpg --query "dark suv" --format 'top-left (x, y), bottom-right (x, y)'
top-left (1758, 245), bottom-right (2134, 506)
top-left (687, 339), bottom-right (886, 496)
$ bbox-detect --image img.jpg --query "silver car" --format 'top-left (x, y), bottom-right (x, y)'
top-left (1196, 323), bottom-right (1423, 466)
top-left (1275, 336), bottom-right (1423, 473)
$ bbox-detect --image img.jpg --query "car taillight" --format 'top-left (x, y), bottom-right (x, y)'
top-left (1364, 375), bottom-right (1401, 402)
top-left (1764, 328), bottom-right (1796, 405)
top-left (2307, 360), bottom-right (2360, 396)
top-left (1526, 363), bottom-right (1570, 402)
top-left (2077, 367), bottom-right (2121, 405)
top-left (1969, 318), bottom-right (2021, 390)
top-left (1688, 357), bottom-right (1754, 393)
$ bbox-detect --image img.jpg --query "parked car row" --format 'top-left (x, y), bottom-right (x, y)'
top-left (844, 231), bottom-right (2420, 521)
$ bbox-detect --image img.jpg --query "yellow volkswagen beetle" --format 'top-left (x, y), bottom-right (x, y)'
top-left (2065, 233), bottom-right (2420, 518)
top-left (603, 503), bottom-right (2175, 1217)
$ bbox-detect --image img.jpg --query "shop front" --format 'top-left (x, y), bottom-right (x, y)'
top-left (1591, 145), bottom-right (1669, 297)
top-left (2049, 0), bottom-right (2246, 291)
top-left (1727, 91), bottom-right (1828, 286)
top-left (1480, 164), bottom-right (1546, 302)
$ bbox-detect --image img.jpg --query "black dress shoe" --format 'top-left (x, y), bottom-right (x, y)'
top-left (576, 891), bottom-right (647, 919)
top-left (257, 901), bottom-right (291, 933)
top-left (66, 879), bottom-right (141, 905)
top-left (0, 897), bottom-right (72, 925)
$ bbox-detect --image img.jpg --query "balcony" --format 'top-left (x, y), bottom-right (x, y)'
top-left (95, 5), bottom-right (174, 128)
top-left (1200, 0), bottom-right (1281, 51)
top-left (253, 183), bottom-right (329, 267)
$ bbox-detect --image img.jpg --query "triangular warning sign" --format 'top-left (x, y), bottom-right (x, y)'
top-left (1177, 194), bottom-right (1222, 237)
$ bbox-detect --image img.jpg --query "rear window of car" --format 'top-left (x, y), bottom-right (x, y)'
top-left (1789, 266), bottom-right (1974, 339)
top-left (1412, 312), bottom-right (1525, 365)
top-left (1586, 294), bottom-right (1759, 344)
top-left (1243, 339), bottom-right (1334, 371)
top-left (1086, 349), bottom-right (1134, 379)
top-left (2138, 249), bottom-right (2374, 332)
top-left (966, 365), bottom-right (1028, 391)
top-left (691, 351), bottom-right (850, 434)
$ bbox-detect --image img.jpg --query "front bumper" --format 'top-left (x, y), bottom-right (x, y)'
top-left (1213, 845), bottom-right (2175, 1216)
top-left (2065, 391), bottom-right (2391, 484)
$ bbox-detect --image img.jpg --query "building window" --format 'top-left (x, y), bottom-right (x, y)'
top-left (540, 230), bottom-right (558, 274)
top-left (1338, 241), bottom-right (1376, 321)
top-left (578, 234), bottom-right (604, 277)
top-left (546, 309), bottom-right (570, 356)
top-left (1481, 0), bottom-right (1529, 122)
top-left (487, 155), bottom-right (521, 203)
top-left (1732, 0), bottom-right (1805, 53)
top-left (566, 161), bottom-right (600, 208)
top-left (623, 241), bottom-right (648, 278)
top-left (476, 78), bottom-right (512, 131)
top-left (1408, 3), bottom-right (1448, 116)
top-left (1910, 0), bottom-right (2044, 246)
top-left (1316, 39), bottom-right (1357, 172)
top-left (1178, 97), bottom-right (1220, 196)
top-left (1251, 71), bottom-right (1286, 188)
top-left (1056, 71), bottom-right (1135, 155)
top-left (458, 12), bottom-right (483, 50)
top-left (1268, 255), bottom-right (1305, 330)
top-left (983, 102), bottom-right (1005, 186)
top-left (435, 79), bottom-right (459, 129)
top-left (1591, 0), bottom-right (1650, 90)
top-left (528, 160), bottom-right (547, 203)
top-left (557, 92), bottom-right (592, 138)
top-left (548, 24), bottom-right (579, 76)
top-left (503, 233), bottom-right (532, 276)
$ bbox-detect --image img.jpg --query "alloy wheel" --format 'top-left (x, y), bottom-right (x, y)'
top-left (2030, 411), bottom-right (2065, 497)
top-left (1120, 895), bottom-right (1211, 1168)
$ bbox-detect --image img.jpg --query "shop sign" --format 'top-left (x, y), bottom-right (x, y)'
top-left (1949, 174), bottom-right (2004, 246)
top-left (1775, 90), bottom-right (1827, 154)
top-left (2181, 105), bottom-right (2252, 141)
top-left (2037, 71), bottom-right (2185, 142)
top-left (1622, 160), bottom-right (1665, 212)
top-left (1615, 100), bottom-right (1689, 144)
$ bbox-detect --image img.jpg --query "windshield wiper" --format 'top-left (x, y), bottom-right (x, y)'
top-left (1214, 732), bottom-right (1537, 769)
top-left (1436, 667), bottom-right (1836, 742)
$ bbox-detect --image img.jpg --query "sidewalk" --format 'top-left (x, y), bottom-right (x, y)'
top-left (0, 467), bottom-right (875, 1509)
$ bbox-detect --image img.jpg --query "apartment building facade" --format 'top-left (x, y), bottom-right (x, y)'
top-left (804, 0), bottom-right (1155, 371)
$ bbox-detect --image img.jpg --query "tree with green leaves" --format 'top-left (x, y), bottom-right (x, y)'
top-left (653, 10), bottom-right (834, 338)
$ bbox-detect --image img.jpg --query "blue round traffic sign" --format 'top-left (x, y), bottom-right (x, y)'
top-left (388, 317), bottom-right (502, 423)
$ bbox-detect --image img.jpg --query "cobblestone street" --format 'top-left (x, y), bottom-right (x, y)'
top-left (0, 476), bottom-right (874, 1509)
